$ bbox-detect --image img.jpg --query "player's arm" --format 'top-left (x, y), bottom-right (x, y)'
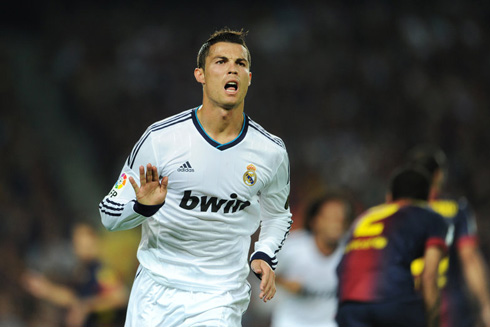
top-left (459, 242), bottom-right (490, 326)
top-left (250, 149), bottom-right (293, 302)
top-left (421, 245), bottom-right (445, 327)
top-left (422, 211), bottom-right (449, 327)
top-left (455, 203), bottom-right (490, 326)
top-left (275, 275), bottom-right (302, 294)
top-left (99, 132), bottom-right (167, 231)
top-left (22, 271), bottom-right (78, 307)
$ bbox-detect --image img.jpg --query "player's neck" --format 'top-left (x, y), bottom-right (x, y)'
top-left (197, 105), bottom-right (245, 144)
top-left (315, 237), bottom-right (338, 256)
top-left (429, 187), bottom-right (439, 201)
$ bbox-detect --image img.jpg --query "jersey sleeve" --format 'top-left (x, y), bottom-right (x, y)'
top-left (99, 130), bottom-right (160, 231)
top-left (454, 198), bottom-right (479, 248)
top-left (250, 148), bottom-right (293, 271)
top-left (426, 211), bottom-right (449, 252)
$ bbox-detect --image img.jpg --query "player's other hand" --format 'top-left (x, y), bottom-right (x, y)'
top-left (129, 164), bottom-right (168, 206)
top-left (275, 277), bottom-right (302, 295)
top-left (251, 259), bottom-right (276, 303)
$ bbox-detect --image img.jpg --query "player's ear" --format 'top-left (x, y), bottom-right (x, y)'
top-left (194, 68), bottom-right (205, 84)
top-left (248, 72), bottom-right (252, 86)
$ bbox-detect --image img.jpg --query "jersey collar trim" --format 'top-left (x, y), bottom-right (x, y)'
top-left (191, 107), bottom-right (249, 151)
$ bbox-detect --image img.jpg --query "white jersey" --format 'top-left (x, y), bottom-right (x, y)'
top-left (271, 230), bottom-right (344, 327)
top-left (99, 107), bottom-right (292, 293)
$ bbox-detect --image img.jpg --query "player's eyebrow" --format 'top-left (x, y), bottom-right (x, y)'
top-left (212, 55), bottom-right (249, 65)
top-left (214, 56), bottom-right (229, 61)
top-left (236, 58), bottom-right (249, 66)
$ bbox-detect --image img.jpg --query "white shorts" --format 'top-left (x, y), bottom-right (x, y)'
top-left (125, 266), bottom-right (251, 327)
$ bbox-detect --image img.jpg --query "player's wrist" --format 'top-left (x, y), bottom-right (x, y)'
top-left (250, 251), bottom-right (274, 268)
top-left (133, 200), bottom-right (164, 217)
top-left (250, 251), bottom-right (275, 280)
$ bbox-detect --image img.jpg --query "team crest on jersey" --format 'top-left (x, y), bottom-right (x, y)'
top-left (114, 173), bottom-right (128, 190)
top-left (243, 164), bottom-right (257, 186)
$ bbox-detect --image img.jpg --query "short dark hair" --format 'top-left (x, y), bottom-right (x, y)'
top-left (197, 27), bottom-right (251, 69)
top-left (304, 191), bottom-right (355, 232)
top-left (406, 145), bottom-right (447, 177)
top-left (389, 165), bottom-right (432, 201)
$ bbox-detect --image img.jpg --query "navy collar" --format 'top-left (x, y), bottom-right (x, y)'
top-left (191, 107), bottom-right (249, 151)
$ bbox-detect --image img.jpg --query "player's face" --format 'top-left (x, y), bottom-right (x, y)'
top-left (312, 200), bottom-right (348, 244)
top-left (195, 42), bottom-right (252, 110)
top-left (73, 225), bottom-right (99, 262)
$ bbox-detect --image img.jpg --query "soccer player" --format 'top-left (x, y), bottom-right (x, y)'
top-left (98, 28), bottom-right (293, 327)
top-left (408, 145), bottom-right (490, 327)
top-left (336, 166), bottom-right (448, 327)
top-left (271, 191), bottom-right (354, 327)
top-left (22, 223), bottom-right (128, 327)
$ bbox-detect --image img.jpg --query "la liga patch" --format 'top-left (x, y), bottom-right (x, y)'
top-left (114, 173), bottom-right (128, 190)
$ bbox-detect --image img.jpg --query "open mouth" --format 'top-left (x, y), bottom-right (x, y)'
top-left (224, 82), bottom-right (238, 93)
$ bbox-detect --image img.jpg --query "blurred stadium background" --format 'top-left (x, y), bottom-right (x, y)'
top-left (1, 0), bottom-right (490, 326)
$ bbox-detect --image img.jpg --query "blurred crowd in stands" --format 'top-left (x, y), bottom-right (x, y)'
top-left (1, 0), bottom-right (489, 325)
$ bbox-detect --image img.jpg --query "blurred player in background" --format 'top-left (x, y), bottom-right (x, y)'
top-left (22, 222), bottom-right (128, 327)
top-left (336, 165), bottom-right (448, 327)
top-left (98, 28), bottom-right (292, 327)
top-left (271, 190), bottom-right (355, 327)
top-left (408, 145), bottom-right (490, 327)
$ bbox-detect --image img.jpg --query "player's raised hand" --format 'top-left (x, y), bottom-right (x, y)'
top-left (251, 259), bottom-right (276, 303)
top-left (129, 163), bottom-right (168, 206)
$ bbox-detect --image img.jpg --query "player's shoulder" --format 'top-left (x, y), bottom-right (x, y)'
top-left (146, 108), bottom-right (195, 135)
top-left (359, 202), bottom-right (399, 219)
top-left (407, 201), bottom-right (445, 219)
top-left (430, 197), bottom-right (471, 218)
top-left (366, 201), bottom-right (441, 222)
top-left (246, 115), bottom-right (287, 151)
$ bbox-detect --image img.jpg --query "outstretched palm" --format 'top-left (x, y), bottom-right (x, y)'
top-left (129, 163), bottom-right (168, 205)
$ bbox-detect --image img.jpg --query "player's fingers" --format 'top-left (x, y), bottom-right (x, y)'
top-left (152, 166), bottom-right (159, 181)
top-left (258, 277), bottom-right (268, 299)
top-left (260, 275), bottom-right (271, 297)
top-left (263, 281), bottom-right (275, 302)
top-left (129, 176), bottom-right (140, 193)
top-left (260, 272), bottom-right (268, 290)
top-left (161, 176), bottom-right (169, 191)
top-left (139, 166), bottom-right (146, 186)
top-left (259, 290), bottom-right (265, 300)
top-left (261, 269), bottom-right (276, 301)
top-left (261, 288), bottom-right (274, 302)
top-left (267, 282), bottom-right (276, 300)
top-left (146, 164), bottom-right (153, 182)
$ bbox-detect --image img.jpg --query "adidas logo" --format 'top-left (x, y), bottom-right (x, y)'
top-left (177, 161), bottom-right (195, 172)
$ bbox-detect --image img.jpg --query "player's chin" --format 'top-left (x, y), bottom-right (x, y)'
top-left (221, 100), bottom-right (241, 111)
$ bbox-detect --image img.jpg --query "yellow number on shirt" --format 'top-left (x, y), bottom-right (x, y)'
top-left (354, 204), bottom-right (399, 237)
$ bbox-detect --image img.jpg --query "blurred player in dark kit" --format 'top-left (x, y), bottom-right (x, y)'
top-left (336, 166), bottom-right (448, 327)
top-left (408, 145), bottom-right (490, 327)
top-left (22, 223), bottom-right (128, 327)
